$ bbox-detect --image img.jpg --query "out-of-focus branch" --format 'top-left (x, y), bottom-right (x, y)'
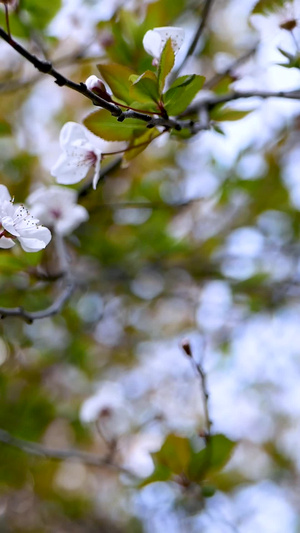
top-left (0, 279), bottom-right (75, 323)
top-left (0, 27), bottom-right (205, 133)
top-left (0, 428), bottom-right (136, 477)
top-left (181, 339), bottom-right (212, 443)
top-left (0, 236), bottom-right (75, 323)
top-left (203, 45), bottom-right (258, 90)
top-left (180, 88), bottom-right (300, 117)
top-left (173, 0), bottom-right (215, 79)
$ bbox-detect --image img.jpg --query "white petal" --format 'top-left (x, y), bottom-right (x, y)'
top-left (85, 75), bottom-right (101, 91)
top-left (0, 236), bottom-right (15, 249)
top-left (59, 122), bottom-right (89, 150)
top-left (153, 27), bottom-right (185, 54)
top-left (56, 205), bottom-right (89, 235)
top-left (143, 29), bottom-right (162, 59)
top-left (1, 215), bottom-right (20, 237)
top-left (51, 153), bottom-right (91, 184)
top-left (0, 185), bottom-right (11, 204)
top-left (92, 154), bottom-right (102, 190)
top-left (18, 226), bottom-right (51, 252)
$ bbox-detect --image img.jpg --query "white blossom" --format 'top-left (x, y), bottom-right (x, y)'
top-left (51, 122), bottom-right (102, 190)
top-left (80, 381), bottom-right (132, 439)
top-left (0, 185), bottom-right (51, 252)
top-left (27, 185), bottom-right (89, 236)
top-left (143, 26), bottom-right (185, 61)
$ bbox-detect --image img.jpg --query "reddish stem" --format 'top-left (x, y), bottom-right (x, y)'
top-left (102, 130), bottom-right (166, 157)
top-left (111, 99), bottom-right (162, 116)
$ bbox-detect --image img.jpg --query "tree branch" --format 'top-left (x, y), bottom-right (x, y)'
top-left (181, 339), bottom-right (212, 443)
top-left (180, 88), bottom-right (300, 117)
top-left (0, 279), bottom-right (75, 323)
top-left (0, 428), bottom-right (136, 477)
top-left (0, 26), bottom-right (204, 133)
top-left (173, 0), bottom-right (215, 79)
top-left (203, 45), bottom-right (258, 90)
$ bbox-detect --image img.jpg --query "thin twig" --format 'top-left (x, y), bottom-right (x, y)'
top-left (203, 45), bottom-right (258, 90)
top-left (0, 428), bottom-right (136, 478)
top-left (173, 0), bottom-right (215, 79)
top-left (180, 88), bottom-right (300, 117)
top-left (181, 339), bottom-right (212, 442)
top-left (0, 279), bottom-right (75, 323)
top-left (0, 27), bottom-right (193, 132)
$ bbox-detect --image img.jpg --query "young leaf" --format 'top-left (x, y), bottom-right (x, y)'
top-left (163, 74), bottom-right (205, 115)
top-left (252, 0), bottom-right (285, 15)
top-left (210, 106), bottom-right (253, 121)
top-left (158, 38), bottom-right (175, 93)
top-left (129, 70), bottom-right (160, 109)
top-left (124, 128), bottom-right (161, 162)
top-left (84, 109), bottom-right (146, 141)
top-left (152, 434), bottom-right (192, 475)
top-left (97, 63), bottom-right (136, 105)
top-left (188, 434), bottom-right (236, 482)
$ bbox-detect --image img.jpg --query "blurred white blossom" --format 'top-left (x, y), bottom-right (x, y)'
top-left (51, 122), bottom-right (102, 190)
top-left (0, 185), bottom-right (51, 252)
top-left (27, 185), bottom-right (89, 236)
top-left (80, 381), bottom-right (132, 439)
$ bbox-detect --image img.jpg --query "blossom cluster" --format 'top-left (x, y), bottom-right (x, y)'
top-left (0, 26), bottom-right (184, 253)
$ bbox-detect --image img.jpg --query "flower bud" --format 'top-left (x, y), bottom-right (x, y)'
top-left (85, 75), bottom-right (112, 102)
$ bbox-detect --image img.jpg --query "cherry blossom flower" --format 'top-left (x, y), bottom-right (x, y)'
top-left (51, 122), bottom-right (102, 190)
top-left (27, 185), bottom-right (89, 236)
top-left (143, 26), bottom-right (185, 62)
top-left (0, 185), bottom-right (51, 252)
top-left (80, 381), bottom-right (132, 439)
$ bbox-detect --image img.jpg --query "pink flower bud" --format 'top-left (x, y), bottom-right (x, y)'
top-left (85, 75), bottom-right (112, 102)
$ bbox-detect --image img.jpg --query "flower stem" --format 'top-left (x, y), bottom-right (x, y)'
top-left (102, 130), bottom-right (166, 157)
top-left (111, 99), bottom-right (162, 116)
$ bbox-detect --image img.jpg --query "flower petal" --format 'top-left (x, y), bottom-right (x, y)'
top-left (0, 236), bottom-right (15, 249)
top-left (153, 27), bottom-right (185, 54)
top-left (51, 152), bottom-right (91, 184)
top-left (18, 226), bottom-right (51, 252)
top-left (56, 205), bottom-right (89, 235)
top-left (59, 121), bottom-right (89, 150)
top-left (92, 152), bottom-right (102, 190)
top-left (143, 29), bottom-right (162, 59)
top-left (0, 185), bottom-right (11, 204)
top-left (1, 215), bottom-right (20, 237)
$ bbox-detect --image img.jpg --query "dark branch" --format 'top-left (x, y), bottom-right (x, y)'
top-left (174, 0), bottom-right (215, 78)
top-left (0, 428), bottom-right (136, 477)
top-left (0, 280), bottom-right (75, 323)
top-left (180, 89), bottom-right (300, 118)
top-left (181, 339), bottom-right (212, 442)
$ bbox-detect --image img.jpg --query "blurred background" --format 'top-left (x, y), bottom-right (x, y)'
top-left (1, 0), bottom-right (300, 531)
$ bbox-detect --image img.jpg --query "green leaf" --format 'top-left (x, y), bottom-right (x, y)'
top-left (84, 109), bottom-right (146, 142)
top-left (0, 120), bottom-right (11, 136)
top-left (163, 74), bottom-right (206, 115)
top-left (188, 434), bottom-right (236, 482)
top-left (129, 71), bottom-right (159, 109)
top-left (152, 434), bottom-right (192, 475)
top-left (252, 0), bottom-right (285, 15)
top-left (158, 38), bottom-right (175, 93)
top-left (97, 63), bottom-right (136, 105)
top-left (124, 128), bottom-right (161, 162)
top-left (0, 0), bottom-right (61, 36)
top-left (139, 464), bottom-right (172, 487)
top-left (22, 0), bottom-right (62, 29)
top-left (210, 106), bottom-right (253, 121)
